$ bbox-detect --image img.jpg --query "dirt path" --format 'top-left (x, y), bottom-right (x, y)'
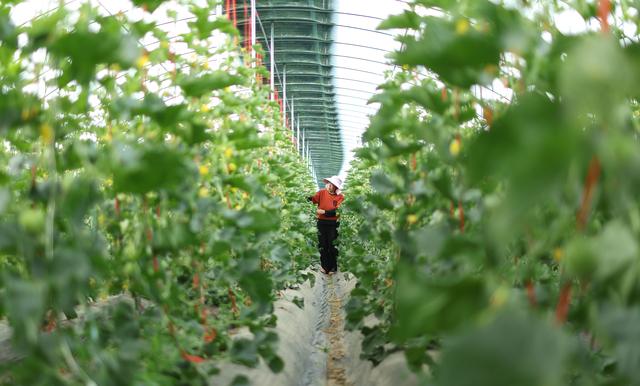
top-left (324, 274), bottom-right (350, 386)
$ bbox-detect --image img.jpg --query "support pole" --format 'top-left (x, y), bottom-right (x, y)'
top-left (282, 66), bottom-right (287, 127)
top-left (270, 24), bottom-right (275, 101)
top-left (291, 98), bottom-right (295, 140)
top-left (296, 117), bottom-right (300, 154)
top-left (250, 0), bottom-right (256, 64)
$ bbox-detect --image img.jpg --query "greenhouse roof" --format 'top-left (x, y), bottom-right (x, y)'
top-left (235, 0), bottom-right (403, 185)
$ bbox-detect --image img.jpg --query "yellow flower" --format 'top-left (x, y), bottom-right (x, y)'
top-left (224, 147), bottom-right (233, 158)
top-left (449, 138), bottom-right (461, 156)
top-left (40, 123), bottom-right (54, 144)
top-left (200, 104), bottom-right (210, 113)
top-left (456, 19), bottom-right (470, 35)
top-left (490, 286), bottom-right (509, 309)
top-left (227, 163), bottom-right (237, 173)
top-left (553, 248), bottom-right (564, 262)
top-left (99, 289), bottom-right (109, 300)
top-left (407, 214), bottom-right (418, 225)
top-left (198, 187), bottom-right (209, 198)
top-left (199, 165), bottom-right (209, 176)
top-left (136, 53), bottom-right (149, 69)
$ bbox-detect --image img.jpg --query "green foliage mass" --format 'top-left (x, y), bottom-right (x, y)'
top-left (341, 0), bottom-right (640, 385)
top-left (0, 1), bottom-right (317, 385)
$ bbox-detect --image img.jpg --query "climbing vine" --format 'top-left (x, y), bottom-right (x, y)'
top-left (0, 1), bottom-right (316, 385)
top-left (342, 0), bottom-right (640, 384)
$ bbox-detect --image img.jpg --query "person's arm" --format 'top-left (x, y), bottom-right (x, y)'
top-left (322, 195), bottom-right (344, 217)
top-left (308, 191), bottom-right (321, 204)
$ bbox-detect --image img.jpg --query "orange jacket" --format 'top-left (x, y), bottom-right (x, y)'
top-left (309, 189), bottom-right (344, 221)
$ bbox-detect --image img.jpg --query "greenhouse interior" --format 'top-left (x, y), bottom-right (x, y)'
top-left (1, 0), bottom-right (640, 385)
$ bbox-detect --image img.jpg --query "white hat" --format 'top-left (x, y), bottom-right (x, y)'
top-left (323, 176), bottom-right (343, 190)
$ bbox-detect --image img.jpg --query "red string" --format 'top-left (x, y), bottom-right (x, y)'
top-left (598, 0), bottom-right (611, 33)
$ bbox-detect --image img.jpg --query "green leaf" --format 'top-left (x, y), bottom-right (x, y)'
top-left (238, 271), bottom-right (273, 315)
top-left (291, 296), bottom-right (304, 309)
top-left (266, 355), bottom-right (284, 373)
top-left (112, 94), bottom-right (189, 128)
top-left (4, 278), bottom-right (46, 344)
top-left (0, 9), bottom-right (17, 48)
top-left (597, 306), bottom-right (640, 384)
top-left (394, 16), bottom-right (500, 88)
top-left (109, 142), bottom-right (191, 194)
top-left (436, 310), bottom-right (568, 386)
top-left (230, 375), bottom-right (251, 386)
top-left (391, 264), bottom-right (487, 342)
top-left (370, 170), bottom-right (396, 195)
top-left (400, 83), bottom-right (449, 115)
top-left (48, 19), bottom-right (140, 85)
top-left (230, 338), bottom-right (259, 367)
top-left (378, 10), bottom-right (421, 30)
top-left (189, 8), bottom-right (237, 39)
top-left (178, 71), bottom-right (246, 97)
top-left (131, 0), bottom-right (167, 12)
top-left (560, 35), bottom-right (634, 127)
top-left (564, 221), bottom-right (638, 282)
top-left (466, 93), bottom-right (583, 204)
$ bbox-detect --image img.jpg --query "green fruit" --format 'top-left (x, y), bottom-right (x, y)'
top-left (19, 208), bottom-right (45, 233)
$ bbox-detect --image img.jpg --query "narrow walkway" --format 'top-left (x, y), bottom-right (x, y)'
top-left (325, 274), bottom-right (350, 386)
top-left (214, 270), bottom-right (417, 386)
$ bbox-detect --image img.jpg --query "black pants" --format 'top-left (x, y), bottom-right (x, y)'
top-left (317, 220), bottom-right (339, 272)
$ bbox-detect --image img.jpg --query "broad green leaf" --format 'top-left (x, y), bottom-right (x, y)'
top-left (563, 221), bottom-right (638, 282)
top-left (378, 10), bottom-right (421, 30)
top-left (391, 264), bottom-right (487, 341)
top-left (436, 310), bottom-right (568, 386)
top-left (238, 270), bottom-right (273, 315)
top-left (188, 8), bottom-right (237, 39)
top-left (109, 142), bottom-right (191, 194)
top-left (178, 71), bottom-right (246, 97)
top-left (48, 20), bottom-right (140, 85)
top-left (131, 0), bottom-right (167, 12)
top-left (230, 338), bottom-right (259, 367)
top-left (597, 306), bottom-right (640, 384)
top-left (560, 35), bottom-right (634, 127)
top-left (394, 16), bottom-right (501, 88)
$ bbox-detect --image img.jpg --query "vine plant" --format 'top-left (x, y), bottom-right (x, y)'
top-left (341, 0), bottom-right (640, 385)
top-left (0, 1), bottom-right (316, 385)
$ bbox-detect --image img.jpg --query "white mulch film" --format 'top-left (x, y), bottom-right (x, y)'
top-left (215, 271), bottom-right (419, 386)
top-left (0, 273), bottom-right (419, 386)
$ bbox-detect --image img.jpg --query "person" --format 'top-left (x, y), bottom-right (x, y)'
top-left (307, 176), bottom-right (345, 275)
